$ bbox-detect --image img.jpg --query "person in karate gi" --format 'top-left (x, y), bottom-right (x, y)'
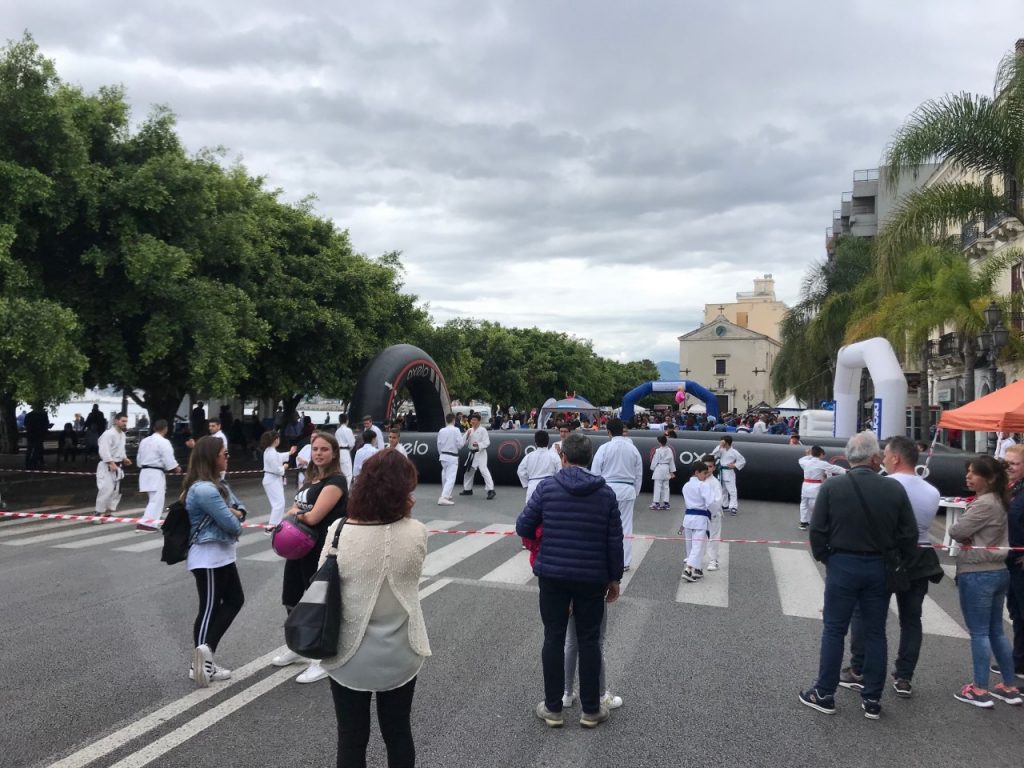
top-left (95, 413), bottom-right (132, 521)
top-left (261, 430), bottom-right (296, 531)
top-left (591, 418), bottom-right (643, 570)
top-left (135, 420), bottom-right (182, 531)
top-left (518, 430), bottom-right (563, 502)
top-left (387, 426), bottom-right (409, 456)
top-left (711, 435), bottom-right (746, 515)
top-left (649, 434), bottom-right (677, 510)
top-left (334, 414), bottom-right (355, 486)
top-left (436, 413), bottom-right (465, 505)
top-left (550, 424), bottom-right (572, 457)
top-left (460, 413), bottom-right (496, 499)
top-left (351, 429), bottom-right (378, 485)
top-left (798, 445), bottom-right (846, 531)
top-left (680, 461), bottom-right (717, 582)
top-left (208, 418), bottom-right (229, 450)
top-left (702, 455), bottom-right (725, 571)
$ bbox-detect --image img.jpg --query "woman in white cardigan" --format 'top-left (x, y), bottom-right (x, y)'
top-left (318, 447), bottom-right (430, 767)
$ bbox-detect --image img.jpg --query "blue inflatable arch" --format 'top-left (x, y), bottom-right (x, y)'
top-left (619, 380), bottom-right (721, 424)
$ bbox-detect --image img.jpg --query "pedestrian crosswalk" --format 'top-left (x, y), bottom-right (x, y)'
top-left (0, 509), bottom-right (972, 638)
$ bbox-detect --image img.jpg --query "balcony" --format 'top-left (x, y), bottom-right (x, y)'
top-left (938, 332), bottom-right (960, 358)
top-left (961, 221), bottom-right (980, 249)
top-left (852, 168), bottom-right (879, 199)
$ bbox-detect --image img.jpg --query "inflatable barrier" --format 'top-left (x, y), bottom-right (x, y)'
top-left (393, 430), bottom-right (971, 504)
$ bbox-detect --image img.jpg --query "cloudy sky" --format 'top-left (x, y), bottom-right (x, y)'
top-left (5, 1), bottom-right (1022, 363)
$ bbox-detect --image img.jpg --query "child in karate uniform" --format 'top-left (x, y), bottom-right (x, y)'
top-left (649, 434), bottom-right (677, 510)
top-left (680, 461), bottom-right (716, 582)
top-left (797, 446), bottom-right (845, 531)
top-left (702, 455), bottom-right (724, 571)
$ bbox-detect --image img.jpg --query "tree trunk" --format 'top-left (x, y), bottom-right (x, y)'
top-left (962, 335), bottom-right (976, 453)
top-left (0, 394), bottom-right (18, 455)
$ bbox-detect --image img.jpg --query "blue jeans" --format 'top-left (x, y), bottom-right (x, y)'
top-left (538, 577), bottom-right (606, 715)
top-left (849, 576), bottom-right (929, 680)
top-left (814, 553), bottom-right (889, 699)
top-left (957, 569), bottom-right (1017, 688)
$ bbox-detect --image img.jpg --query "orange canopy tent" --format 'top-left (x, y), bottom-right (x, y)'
top-left (938, 379), bottom-right (1024, 432)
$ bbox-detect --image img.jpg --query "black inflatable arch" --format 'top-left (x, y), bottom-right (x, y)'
top-left (347, 344), bottom-right (452, 431)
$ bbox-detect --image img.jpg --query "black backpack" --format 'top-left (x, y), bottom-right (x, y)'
top-left (161, 500), bottom-right (192, 565)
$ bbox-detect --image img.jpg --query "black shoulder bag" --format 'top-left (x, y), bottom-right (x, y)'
top-left (284, 518), bottom-right (346, 659)
top-left (847, 474), bottom-right (910, 593)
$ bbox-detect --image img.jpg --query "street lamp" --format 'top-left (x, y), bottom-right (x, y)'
top-left (977, 301), bottom-right (1010, 453)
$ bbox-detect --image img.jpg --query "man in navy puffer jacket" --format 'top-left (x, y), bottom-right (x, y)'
top-left (517, 432), bottom-right (624, 728)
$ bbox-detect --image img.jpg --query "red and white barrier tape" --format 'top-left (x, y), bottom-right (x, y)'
top-left (2, 510), bottom-right (1022, 550)
top-left (0, 467), bottom-right (291, 477)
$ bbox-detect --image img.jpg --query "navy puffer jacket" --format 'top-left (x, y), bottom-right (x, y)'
top-left (516, 466), bottom-right (624, 583)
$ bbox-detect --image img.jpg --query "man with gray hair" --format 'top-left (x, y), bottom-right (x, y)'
top-left (800, 431), bottom-right (917, 720)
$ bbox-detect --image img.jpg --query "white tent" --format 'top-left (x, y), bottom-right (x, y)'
top-left (775, 394), bottom-right (806, 414)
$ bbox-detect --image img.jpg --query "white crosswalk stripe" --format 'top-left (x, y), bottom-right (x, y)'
top-left (2, 509), bottom-right (144, 546)
top-left (480, 549), bottom-right (534, 584)
top-left (769, 547), bottom-right (824, 619)
top-left (620, 538), bottom-right (653, 594)
top-left (421, 523), bottom-right (516, 577)
top-left (675, 543), bottom-right (730, 607)
top-left (54, 530), bottom-right (142, 549)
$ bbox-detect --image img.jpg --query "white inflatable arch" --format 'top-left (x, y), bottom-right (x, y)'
top-left (833, 338), bottom-right (906, 439)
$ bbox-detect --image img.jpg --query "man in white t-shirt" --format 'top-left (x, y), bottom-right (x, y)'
top-left (840, 435), bottom-right (944, 698)
top-left (352, 429), bottom-right (378, 485)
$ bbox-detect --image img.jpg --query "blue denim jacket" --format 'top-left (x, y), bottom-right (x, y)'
top-left (186, 480), bottom-right (244, 545)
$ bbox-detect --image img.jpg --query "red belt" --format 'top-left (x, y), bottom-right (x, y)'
top-left (803, 478), bottom-right (823, 484)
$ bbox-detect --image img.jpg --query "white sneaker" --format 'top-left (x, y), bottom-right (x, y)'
top-left (192, 644), bottom-right (214, 688)
top-left (601, 691), bottom-right (624, 709)
top-left (295, 661), bottom-right (328, 683)
top-left (189, 663), bottom-right (231, 682)
top-left (437, 498), bottom-right (455, 506)
top-left (271, 649), bottom-right (303, 666)
top-left (562, 691), bottom-right (577, 708)
top-left (706, 560), bottom-right (719, 571)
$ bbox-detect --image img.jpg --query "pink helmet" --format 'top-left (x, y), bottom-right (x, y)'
top-left (271, 518), bottom-right (317, 560)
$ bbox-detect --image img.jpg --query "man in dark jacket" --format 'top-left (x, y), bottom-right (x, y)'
top-left (24, 404), bottom-right (52, 469)
top-left (516, 432), bottom-right (624, 729)
top-left (1003, 445), bottom-right (1024, 679)
top-left (800, 431), bottom-right (918, 720)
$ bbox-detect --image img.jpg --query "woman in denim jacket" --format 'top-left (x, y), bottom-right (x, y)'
top-left (182, 436), bottom-right (246, 688)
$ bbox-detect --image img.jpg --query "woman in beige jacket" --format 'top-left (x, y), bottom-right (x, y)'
top-left (949, 455), bottom-right (1022, 708)
top-left (318, 447), bottom-right (430, 767)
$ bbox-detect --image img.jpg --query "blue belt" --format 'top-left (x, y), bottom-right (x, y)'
top-left (607, 479), bottom-right (635, 484)
top-left (684, 508), bottom-right (711, 519)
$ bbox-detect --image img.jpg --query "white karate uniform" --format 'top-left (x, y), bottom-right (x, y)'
top-left (591, 436), bottom-right (643, 567)
top-left (681, 476), bottom-right (716, 571)
top-left (364, 424), bottom-right (385, 449)
top-left (136, 432), bottom-right (178, 526)
top-left (650, 445), bottom-right (677, 505)
top-left (517, 448), bottom-right (562, 501)
top-left (703, 474), bottom-right (724, 564)
top-left (752, 421), bottom-right (768, 434)
top-left (711, 445), bottom-right (746, 512)
top-left (352, 444), bottom-right (377, 485)
top-left (95, 428), bottom-right (127, 514)
top-left (262, 446), bottom-right (293, 526)
top-left (336, 425), bottom-right (355, 485)
top-left (295, 443), bottom-right (311, 487)
top-left (798, 455), bottom-right (846, 524)
top-left (437, 424), bottom-right (465, 500)
top-left (463, 426), bottom-right (494, 491)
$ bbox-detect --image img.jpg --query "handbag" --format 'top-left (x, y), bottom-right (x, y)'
top-left (848, 474), bottom-right (911, 593)
top-left (271, 516), bottom-right (318, 560)
top-left (284, 518), bottom-right (346, 659)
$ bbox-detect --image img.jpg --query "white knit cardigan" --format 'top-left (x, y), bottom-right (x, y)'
top-left (317, 517), bottom-right (431, 669)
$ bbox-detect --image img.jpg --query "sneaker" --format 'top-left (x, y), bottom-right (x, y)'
top-left (189, 663), bottom-right (231, 682)
top-left (953, 683), bottom-right (995, 708)
top-left (649, 503), bottom-right (659, 510)
top-left (486, 490), bottom-right (496, 500)
top-left (459, 489), bottom-right (473, 496)
top-left (295, 661), bottom-right (328, 683)
top-left (838, 667), bottom-right (864, 691)
top-left (989, 663), bottom-right (1024, 681)
top-left (271, 649), bottom-right (303, 666)
top-left (706, 560), bottom-right (719, 571)
top-left (990, 683), bottom-right (1023, 705)
top-left (579, 705), bottom-right (611, 728)
top-left (892, 678), bottom-right (913, 698)
top-left (681, 567), bottom-right (697, 582)
top-left (861, 698), bottom-right (881, 719)
top-left (561, 691), bottom-right (576, 708)
top-left (798, 522), bottom-right (809, 530)
top-left (798, 688), bottom-right (836, 715)
top-left (601, 691), bottom-right (623, 709)
top-left (437, 498), bottom-right (455, 506)
top-left (693, 569), bottom-right (704, 580)
top-left (535, 701), bottom-right (564, 728)
top-left (729, 508), bottom-right (738, 516)
top-left (263, 527), bottom-right (274, 535)
top-left (623, 565), bottom-right (631, 572)
top-left (192, 644), bottom-right (214, 688)
top-left (661, 503), bottom-right (671, 510)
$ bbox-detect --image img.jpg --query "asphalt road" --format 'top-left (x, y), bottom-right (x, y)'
top-left (2, 473), bottom-right (1022, 768)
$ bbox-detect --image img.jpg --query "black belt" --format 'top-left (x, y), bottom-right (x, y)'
top-left (441, 451), bottom-right (459, 456)
top-left (831, 548), bottom-right (882, 557)
top-left (140, 464), bottom-right (165, 470)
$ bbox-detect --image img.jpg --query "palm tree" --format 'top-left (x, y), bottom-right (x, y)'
top-left (876, 44), bottom-right (1024, 288)
top-left (772, 236), bottom-right (875, 406)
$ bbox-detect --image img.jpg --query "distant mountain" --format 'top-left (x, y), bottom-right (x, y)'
top-left (656, 360), bottom-right (678, 380)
